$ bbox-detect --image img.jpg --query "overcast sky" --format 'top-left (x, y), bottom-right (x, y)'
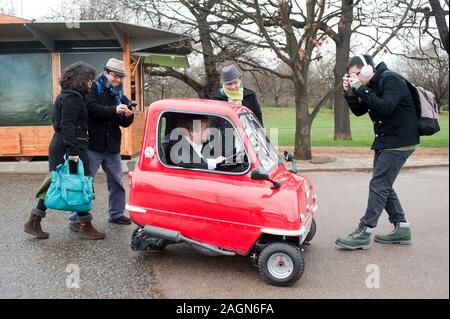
top-left (2, 0), bottom-right (446, 70)
top-left (0, 0), bottom-right (64, 19)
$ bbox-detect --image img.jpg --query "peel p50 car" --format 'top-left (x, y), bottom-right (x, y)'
top-left (127, 98), bottom-right (318, 286)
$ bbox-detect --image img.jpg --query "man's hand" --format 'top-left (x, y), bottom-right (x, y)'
top-left (124, 108), bottom-right (134, 118)
top-left (116, 104), bottom-right (129, 114)
top-left (68, 155), bottom-right (79, 162)
top-left (350, 75), bottom-right (362, 90)
top-left (215, 156), bottom-right (227, 164)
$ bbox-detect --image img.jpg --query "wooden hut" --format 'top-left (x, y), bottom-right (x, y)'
top-left (0, 14), bottom-right (191, 159)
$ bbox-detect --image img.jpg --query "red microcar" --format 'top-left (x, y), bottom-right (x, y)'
top-left (126, 98), bottom-right (318, 286)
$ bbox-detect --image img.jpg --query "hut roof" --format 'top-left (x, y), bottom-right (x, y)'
top-left (0, 19), bottom-right (191, 55)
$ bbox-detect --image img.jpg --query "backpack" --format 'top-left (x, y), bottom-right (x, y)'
top-left (381, 71), bottom-right (440, 136)
top-left (95, 82), bottom-right (102, 95)
top-left (404, 81), bottom-right (440, 136)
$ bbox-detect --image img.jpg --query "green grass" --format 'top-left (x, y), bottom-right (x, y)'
top-left (263, 107), bottom-right (449, 148)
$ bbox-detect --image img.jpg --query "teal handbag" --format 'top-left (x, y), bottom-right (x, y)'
top-left (44, 156), bottom-right (93, 212)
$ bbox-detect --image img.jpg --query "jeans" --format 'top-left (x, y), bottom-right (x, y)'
top-left (360, 149), bottom-right (414, 228)
top-left (70, 150), bottom-right (125, 224)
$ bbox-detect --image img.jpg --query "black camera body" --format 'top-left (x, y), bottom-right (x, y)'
top-left (128, 101), bottom-right (138, 110)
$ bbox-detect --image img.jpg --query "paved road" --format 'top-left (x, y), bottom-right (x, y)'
top-left (1, 167), bottom-right (448, 298)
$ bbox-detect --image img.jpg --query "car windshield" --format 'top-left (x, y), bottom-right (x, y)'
top-left (239, 113), bottom-right (280, 172)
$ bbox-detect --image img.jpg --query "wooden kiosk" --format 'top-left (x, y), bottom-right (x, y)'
top-left (0, 14), bottom-right (190, 159)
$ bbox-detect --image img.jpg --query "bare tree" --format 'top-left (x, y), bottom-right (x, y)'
top-left (0, 0), bottom-right (16, 15)
top-left (216, 0), bottom-right (333, 160)
top-left (123, 0), bottom-right (255, 98)
top-left (428, 0), bottom-right (449, 55)
top-left (241, 62), bottom-right (294, 108)
top-left (412, 0), bottom-right (449, 55)
top-left (322, 0), bottom-right (356, 140)
top-left (44, 0), bottom-right (134, 21)
top-left (401, 46), bottom-right (449, 110)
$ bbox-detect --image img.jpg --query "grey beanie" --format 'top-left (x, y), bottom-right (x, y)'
top-left (220, 64), bottom-right (242, 84)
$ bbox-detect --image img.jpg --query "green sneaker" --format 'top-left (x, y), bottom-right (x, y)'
top-left (335, 223), bottom-right (373, 250)
top-left (374, 222), bottom-right (411, 245)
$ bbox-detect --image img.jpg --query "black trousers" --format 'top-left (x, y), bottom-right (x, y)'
top-left (360, 149), bottom-right (414, 228)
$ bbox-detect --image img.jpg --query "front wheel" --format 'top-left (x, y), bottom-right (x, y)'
top-left (305, 218), bottom-right (317, 244)
top-left (257, 242), bottom-right (304, 286)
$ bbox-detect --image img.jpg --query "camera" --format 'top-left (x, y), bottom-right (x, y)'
top-left (128, 101), bottom-right (138, 110)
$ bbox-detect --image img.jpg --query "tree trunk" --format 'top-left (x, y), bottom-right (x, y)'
top-left (197, 11), bottom-right (220, 98)
top-left (429, 0), bottom-right (449, 55)
top-left (294, 81), bottom-right (312, 160)
top-left (333, 0), bottom-right (353, 140)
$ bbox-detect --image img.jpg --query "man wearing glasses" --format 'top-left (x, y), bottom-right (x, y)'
top-left (69, 58), bottom-right (135, 231)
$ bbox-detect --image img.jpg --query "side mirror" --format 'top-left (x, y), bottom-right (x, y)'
top-left (251, 167), bottom-right (270, 181)
top-left (251, 168), bottom-right (281, 189)
top-left (284, 151), bottom-right (294, 162)
top-left (283, 151), bottom-right (298, 174)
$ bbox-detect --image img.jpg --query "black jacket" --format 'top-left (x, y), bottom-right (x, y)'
top-left (49, 89), bottom-right (90, 173)
top-left (213, 88), bottom-right (264, 126)
top-left (52, 90), bottom-right (89, 156)
top-left (85, 85), bottom-right (134, 154)
top-left (344, 62), bottom-right (420, 150)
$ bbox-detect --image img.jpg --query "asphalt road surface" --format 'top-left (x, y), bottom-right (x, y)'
top-left (1, 167), bottom-right (448, 298)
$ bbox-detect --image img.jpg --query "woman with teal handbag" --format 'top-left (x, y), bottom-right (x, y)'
top-left (24, 62), bottom-right (105, 240)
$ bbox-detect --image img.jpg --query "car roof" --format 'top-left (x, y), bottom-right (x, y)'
top-left (148, 98), bottom-right (250, 118)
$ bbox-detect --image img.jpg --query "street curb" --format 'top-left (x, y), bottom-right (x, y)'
top-left (298, 163), bottom-right (449, 173)
top-left (0, 157), bottom-right (139, 175)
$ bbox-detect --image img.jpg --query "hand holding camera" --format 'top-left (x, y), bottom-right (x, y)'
top-left (343, 74), bottom-right (352, 92)
top-left (343, 73), bottom-right (362, 91)
top-left (116, 104), bottom-right (129, 114)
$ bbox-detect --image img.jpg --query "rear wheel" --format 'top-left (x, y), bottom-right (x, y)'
top-left (257, 242), bottom-right (304, 286)
top-left (131, 227), bottom-right (168, 251)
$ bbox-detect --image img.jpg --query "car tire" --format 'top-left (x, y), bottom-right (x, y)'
top-left (305, 218), bottom-right (317, 244)
top-left (258, 242), bottom-right (304, 286)
top-left (131, 227), bottom-right (168, 251)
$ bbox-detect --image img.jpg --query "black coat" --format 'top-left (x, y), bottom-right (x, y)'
top-left (49, 89), bottom-right (90, 174)
top-left (85, 85), bottom-right (134, 154)
top-left (213, 88), bottom-right (264, 126)
top-left (344, 62), bottom-right (420, 150)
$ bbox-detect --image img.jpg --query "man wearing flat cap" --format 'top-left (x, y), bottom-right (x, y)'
top-left (69, 58), bottom-right (134, 231)
top-left (213, 64), bottom-right (264, 126)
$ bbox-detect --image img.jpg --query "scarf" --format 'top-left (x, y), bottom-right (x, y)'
top-left (221, 86), bottom-right (244, 105)
top-left (96, 74), bottom-right (125, 106)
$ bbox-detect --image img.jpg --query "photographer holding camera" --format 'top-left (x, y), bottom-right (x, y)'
top-left (335, 54), bottom-right (420, 250)
top-left (68, 58), bottom-right (135, 231)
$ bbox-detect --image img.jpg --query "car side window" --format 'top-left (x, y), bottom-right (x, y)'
top-left (157, 112), bottom-right (250, 174)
